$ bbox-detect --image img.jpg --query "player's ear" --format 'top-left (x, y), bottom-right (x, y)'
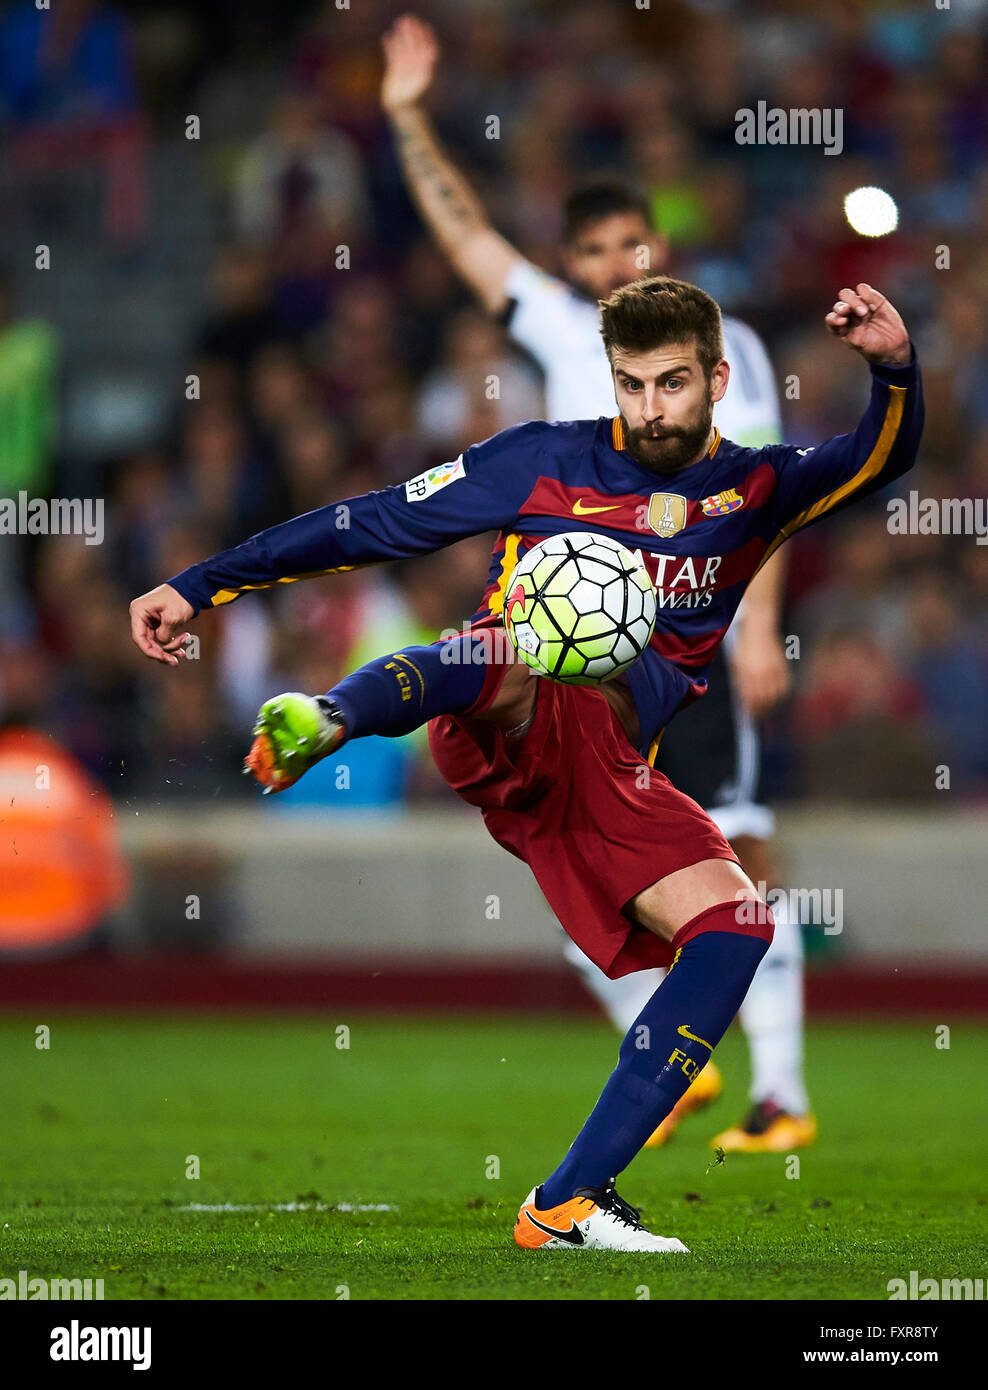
top-left (709, 359), bottom-right (729, 404)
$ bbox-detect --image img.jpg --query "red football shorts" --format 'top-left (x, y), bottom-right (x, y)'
top-left (428, 658), bottom-right (739, 980)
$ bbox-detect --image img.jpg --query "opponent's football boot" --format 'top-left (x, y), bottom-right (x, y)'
top-left (711, 1099), bottom-right (818, 1153)
top-left (643, 1059), bottom-right (723, 1148)
top-left (243, 693), bottom-right (344, 793)
top-left (514, 1181), bottom-right (689, 1253)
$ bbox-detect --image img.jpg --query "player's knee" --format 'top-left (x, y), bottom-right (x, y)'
top-left (662, 895), bottom-right (776, 963)
top-left (631, 859), bottom-right (761, 943)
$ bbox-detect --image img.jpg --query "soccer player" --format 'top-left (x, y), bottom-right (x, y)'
top-left (131, 276), bottom-right (922, 1251)
top-left (380, 12), bottom-right (811, 1149)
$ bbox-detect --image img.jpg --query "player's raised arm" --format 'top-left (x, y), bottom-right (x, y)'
top-left (381, 13), bottom-right (519, 315)
top-left (762, 283), bottom-right (923, 556)
top-left (128, 423), bottom-right (547, 664)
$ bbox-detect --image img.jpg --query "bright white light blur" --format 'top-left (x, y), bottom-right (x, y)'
top-left (844, 186), bottom-right (899, 238)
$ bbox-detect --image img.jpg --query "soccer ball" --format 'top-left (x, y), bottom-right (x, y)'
top-left (502, 532), bottom-right (656, 684)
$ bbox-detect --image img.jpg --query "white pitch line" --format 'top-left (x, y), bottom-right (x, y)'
top-left (177, 1201), bottom-right (396, 1213)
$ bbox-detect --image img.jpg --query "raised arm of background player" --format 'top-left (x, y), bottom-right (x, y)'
top-left (381, 12), bottom-right (520, 313)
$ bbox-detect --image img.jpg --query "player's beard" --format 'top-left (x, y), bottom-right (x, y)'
top-left (621, 391), bottom-right (714, 473)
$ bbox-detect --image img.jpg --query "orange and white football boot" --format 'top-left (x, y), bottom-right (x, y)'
top-left (514, 1181), bottom-right (689, 1253)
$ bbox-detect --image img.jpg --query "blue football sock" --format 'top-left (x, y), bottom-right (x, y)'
top-left (539, 909), bottom-right (772, 1208)
top-left (326, 634), bottom-right (491, 741)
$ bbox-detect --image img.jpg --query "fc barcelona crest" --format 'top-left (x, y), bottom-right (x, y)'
top-left (647, 492), bottom-right (688, 538)
top-left (701, 488), bottom-right (744, 517)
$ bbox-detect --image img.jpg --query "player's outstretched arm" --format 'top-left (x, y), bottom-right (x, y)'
top-left (128, 423), bottom-right (546, 664)
top-left (128, 488), bottom-right (437, 667)
top-left (381, 13), bottom-right (519, 314)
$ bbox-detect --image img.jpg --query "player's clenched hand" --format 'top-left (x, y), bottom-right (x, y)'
top-left (129, 584), bottom-right (195, 666)
top-left (381, 14), bottom-right (439, 114)
top-left (825, 283), bottom-right (911, 367)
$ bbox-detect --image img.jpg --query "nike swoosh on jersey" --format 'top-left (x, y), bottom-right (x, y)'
top-left (572, 498), bottom-right (622, 515)
top-left (523, 1210), bottom-right (586, 1245)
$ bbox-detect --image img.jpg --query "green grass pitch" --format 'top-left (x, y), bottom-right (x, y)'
top-left (1, 1012), bottom-right (984, 1300)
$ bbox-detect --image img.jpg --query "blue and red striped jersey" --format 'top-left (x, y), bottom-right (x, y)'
top-left (169, 356), bottom-right (923, 760)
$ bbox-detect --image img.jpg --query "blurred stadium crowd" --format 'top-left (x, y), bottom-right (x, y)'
top-left (0, 0), bottom-right (985, 807)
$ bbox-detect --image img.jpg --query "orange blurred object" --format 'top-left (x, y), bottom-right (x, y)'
top-left (0, 728), bottom-right (130, 953)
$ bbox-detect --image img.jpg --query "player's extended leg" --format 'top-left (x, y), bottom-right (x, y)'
top-left (515, 861), bottom-right (773, 1252)
top-left (711, 836), bottom-right (816, 1152)
top-left (243, 626), bottom-right (522, 791)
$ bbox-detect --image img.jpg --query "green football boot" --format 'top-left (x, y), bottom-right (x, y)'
top-left (243, 692), bottom-right (345, 794)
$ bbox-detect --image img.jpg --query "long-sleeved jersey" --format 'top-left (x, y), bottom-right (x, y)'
top-left (169, 356), bottom-right (923, 762)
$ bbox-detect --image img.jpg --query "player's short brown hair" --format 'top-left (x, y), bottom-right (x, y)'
top-left (599, 276), bottom-right (724, 379)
